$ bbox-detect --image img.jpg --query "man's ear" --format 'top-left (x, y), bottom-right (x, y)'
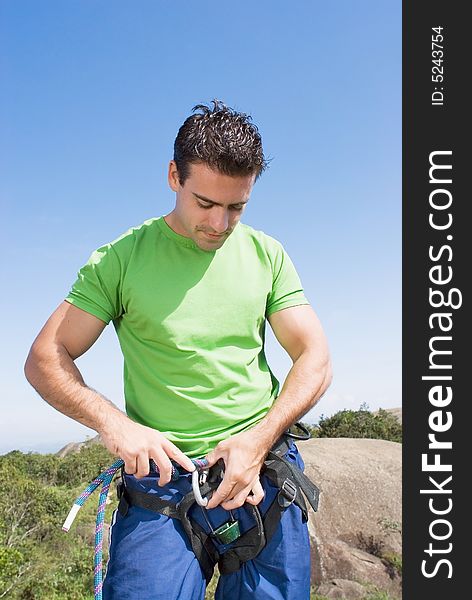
top-left (167, 160), bottom-right (180, 192)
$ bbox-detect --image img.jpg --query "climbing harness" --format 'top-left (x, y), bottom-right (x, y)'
top-left (62, 424), bottom-right (320, 600)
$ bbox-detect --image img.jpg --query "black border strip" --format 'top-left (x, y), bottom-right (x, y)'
top-left (403, 2), bottom-right (467, 597)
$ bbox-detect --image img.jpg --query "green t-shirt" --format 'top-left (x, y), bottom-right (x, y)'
top-left (66, 217), bottom-right (309, 457)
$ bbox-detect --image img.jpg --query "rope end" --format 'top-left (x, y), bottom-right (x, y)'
top-left (62, 503), bottom-right (81, 532)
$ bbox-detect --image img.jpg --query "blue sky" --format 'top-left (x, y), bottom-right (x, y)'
top-left (0, 1), bottom-right (401, 454)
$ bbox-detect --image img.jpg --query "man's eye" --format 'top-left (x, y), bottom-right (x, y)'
top-left (197, 202), bottom-right (212, 209)
top-left (231, 204), bottom-right (244, 211)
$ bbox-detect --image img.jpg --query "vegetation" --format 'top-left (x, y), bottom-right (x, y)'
top-left (310, 593), bottom-right (398, 600)
top-left (1, 406), bottom-right (401, 598)
top-left (0, 444), bottom-right (114, 599)
top-left (301, 403), bottom-right (402, 443)
top-left (363, 590), bottom-right (399, 600)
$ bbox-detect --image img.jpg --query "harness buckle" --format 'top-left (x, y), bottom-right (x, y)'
top-left (278, 478), bottom-right (297, 508)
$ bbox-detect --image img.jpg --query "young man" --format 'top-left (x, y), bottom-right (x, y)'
top-left (25, 100), bottom-right (331, 599)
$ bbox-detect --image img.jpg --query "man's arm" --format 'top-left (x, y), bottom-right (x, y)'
top-left (205, 304), bottom-right (332, 510)
top-left (252, 304), bottom-right (332, 446)
top-left (24, 301), bottom-right (195, 480)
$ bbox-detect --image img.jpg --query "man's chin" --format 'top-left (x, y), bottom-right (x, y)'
top-left (195, 239), bottom-right (226, 252)
top-left (195, 231), bottom-right (230, 251)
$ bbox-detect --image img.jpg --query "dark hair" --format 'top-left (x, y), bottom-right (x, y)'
top-left (173, 99), bottom-right (268, 185)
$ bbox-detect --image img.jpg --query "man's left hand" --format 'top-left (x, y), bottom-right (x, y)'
top-left (204, 430), bottom-right (270, 510)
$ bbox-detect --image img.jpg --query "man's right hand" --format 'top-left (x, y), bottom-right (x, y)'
top-left (100, 414), bottom-right (195, 483)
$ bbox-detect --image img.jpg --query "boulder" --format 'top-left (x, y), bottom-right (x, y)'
top-left (317, 579), bottom-right (367, 599)
top-left (298, 438), bottom-right (402, 599)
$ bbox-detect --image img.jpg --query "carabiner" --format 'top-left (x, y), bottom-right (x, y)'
top-left (192, 458), bottom-right (210, 507)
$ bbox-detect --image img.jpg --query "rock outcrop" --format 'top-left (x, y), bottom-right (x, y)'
top-left (56, 434), bottom-right (101, 458)
top-left (299, 438), bottom-right (402, 599)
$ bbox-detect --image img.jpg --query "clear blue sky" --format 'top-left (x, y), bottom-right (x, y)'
top-left (0, 1), bottom-right (401, 454)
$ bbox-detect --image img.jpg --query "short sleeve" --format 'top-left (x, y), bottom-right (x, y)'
top-left (65, 244), bottom-right (123, 324)
top-left (266, 243), bottom-right (310, 317)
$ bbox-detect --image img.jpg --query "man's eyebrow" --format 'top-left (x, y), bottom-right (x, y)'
top-left (193, 192), bottom-right (247, 207)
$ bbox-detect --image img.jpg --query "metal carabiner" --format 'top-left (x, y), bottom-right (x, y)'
top-left (192, 458), bottom-right (210, 507)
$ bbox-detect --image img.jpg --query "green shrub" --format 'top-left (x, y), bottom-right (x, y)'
top-left (0, 451), bottom-right (61, 485)
top-left (0, 546), bottom-right (27, 597)
top-left (56, 444), bottom-right (115, 487)
top-left (313, 404), bottom-right (402, 442)
top-left (382, 552), bottom-right (402, 578)
top-left (19, 541), bottom-right (94, 600)
top-left (0, 449), bottom-right (105, 599)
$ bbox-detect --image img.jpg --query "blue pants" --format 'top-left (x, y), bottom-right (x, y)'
top-left (103, 442), bottom-right (311, 599)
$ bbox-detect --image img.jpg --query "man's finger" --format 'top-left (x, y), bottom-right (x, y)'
top-left (123, 456), bottom-right (137, 476)
top-left (245, 479), bottom-right (265, 506)
top-left (164, 441), bottom-right (195, 473)
top-left (221, 484), bottom-right (254, 510)
top-left (221, 476), bottom-right (265, 509)
top-left (135, 453), bottom-right (150, 479)
top-left (152, 447), bottom-right (174, 486)
top-left (206, 482), bottom-right (236, 509)
top-left (221, 492), bottom-right (249, 511)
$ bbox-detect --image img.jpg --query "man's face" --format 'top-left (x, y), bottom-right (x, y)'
top-left (166, 161), bottom-right (255, 251)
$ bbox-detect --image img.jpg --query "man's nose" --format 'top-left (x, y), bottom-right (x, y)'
top-left (209, 208), bottom-right (229, 233)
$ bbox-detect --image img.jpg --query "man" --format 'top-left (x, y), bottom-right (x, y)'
top-left (25, 100), bottom-right (331, 599)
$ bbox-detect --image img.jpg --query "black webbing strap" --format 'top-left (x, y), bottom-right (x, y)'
top-left (263, 450), bottom-right (320, 514)
top-left (117, 482), bottom-right (180, 518)
top-left (117, 461), bottom-right (225, 519)
top-left (177, 489), bottom-right (219, 584)
top-left (185, 519), bottom-right (219, 583)
top-left (216, 502), bottom-right (266, 574)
